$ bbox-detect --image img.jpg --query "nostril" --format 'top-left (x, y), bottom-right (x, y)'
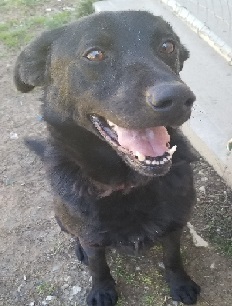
top-left (146, 93), bottom-right (173, 110)
top-left (185, 98), bottom-right (195, 107)
top-left (156, 99), bottom-right (173, 109)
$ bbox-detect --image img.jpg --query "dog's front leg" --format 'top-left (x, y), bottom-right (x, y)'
top-left (162, 229), bottom-right (200, 305)
top-left (81, 243), bottom-right (118, 306)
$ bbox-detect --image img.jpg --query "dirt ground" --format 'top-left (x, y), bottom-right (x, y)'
top-left (0, 3), bottom-right (232, 306)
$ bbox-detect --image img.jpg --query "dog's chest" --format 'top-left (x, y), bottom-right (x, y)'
top-left (88, 187), bottom-right (183, 249)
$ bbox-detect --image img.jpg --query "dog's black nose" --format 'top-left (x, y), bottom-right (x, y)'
top-left (146, 82), bottom-right (196, 112)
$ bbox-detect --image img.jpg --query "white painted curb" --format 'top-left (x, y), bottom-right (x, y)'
top-left (160, 0), bottom-right (232, 64)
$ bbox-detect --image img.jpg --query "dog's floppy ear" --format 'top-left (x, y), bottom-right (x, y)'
top-left (14, 26), bottom-right (66, 93)
top-left (179, 45), bottom-right (189, 71)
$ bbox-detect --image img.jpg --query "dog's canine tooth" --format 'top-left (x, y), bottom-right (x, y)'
top-left (107, 120), bottom-right (115, 128)
top-left (169, 145), bottom-right (177, 156)
top-left (145, 159), bottom-right (151, 165)
top-left (135, 151), bottom-right (146, 162)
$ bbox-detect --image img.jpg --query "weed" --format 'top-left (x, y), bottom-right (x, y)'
top-left (76, 0), bottom-right (97, 18)
top-left (211, 236), bottom-right (232, 257)
top-left (36, 281), bottom-right (56, 296)
top-left (143, 295), bottom-right (159, 306)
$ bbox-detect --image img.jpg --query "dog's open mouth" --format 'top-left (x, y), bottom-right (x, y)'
top-left (90, 115), bottom-right (176, 176)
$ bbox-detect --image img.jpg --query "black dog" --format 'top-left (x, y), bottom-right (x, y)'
top-left (14, 11), bottom-right (200, 305)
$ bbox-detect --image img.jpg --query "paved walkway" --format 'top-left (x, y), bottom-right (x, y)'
top-left (94, 0), bottom-right (232, 187)
top-left (176, 0), bottom-right (232, 48)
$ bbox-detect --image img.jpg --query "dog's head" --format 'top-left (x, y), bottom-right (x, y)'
top-left (14, 11), bottom-right (195, 177)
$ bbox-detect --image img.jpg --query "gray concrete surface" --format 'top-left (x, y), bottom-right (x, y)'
top-left (94, 0), bottom-right (232, 187)
top-left (160, 0), bottom-right (232, 63)
top-left (176, 0), bottom-right (232, 49)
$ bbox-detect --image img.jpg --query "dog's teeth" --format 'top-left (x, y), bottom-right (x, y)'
top-left (105, 136), bottom-right (111, 142)
top-left (107, 120), bottom-right (115, 128)
top-left (138, 154), bottom-right (146, 162)
top-left (160, 160), bottom-right (164, 165)
top-left (145, 159), bottom-right (151, 165)
top-left (169, 145), bottom-right (177, 156)
top-left (135, 151), bottom-right (146, 162)
top-left (152, 160), bottom-right (158, 165)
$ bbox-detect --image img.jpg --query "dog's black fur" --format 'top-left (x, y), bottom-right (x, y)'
top-left (14, 11), bottom-right (200, 305)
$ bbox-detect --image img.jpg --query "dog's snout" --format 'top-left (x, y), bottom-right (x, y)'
top-left (146, 82), bottom-right (196, 112)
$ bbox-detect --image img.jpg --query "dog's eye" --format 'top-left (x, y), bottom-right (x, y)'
top-left (160, 41), bottom-right (175, 54)
top-left (85, 50), bottom-right (105, 61)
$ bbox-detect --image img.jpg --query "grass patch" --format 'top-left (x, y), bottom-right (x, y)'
top-left (0, 22), bottom-right (33, 47)
top-left (112, 256), bottom-right (137, 285)
top-left (76, 0), bottom-right (97, 18)
top-left (205, 217), bottom-right (232, 257)
top-left (209, 234), bottom-right (232, 257)
top-left (0, 0), bottom-right (45, 15)
top-left (36, 281), bottom-right (56, 296)
top-left (142, 295), bottom-right (161, 306)
top-left (0, 0), bottom-right (43, 8)
top-left (0, 0), bottom-right (102, 48)
top-left (109, 251), bottom-right (170, 305)
top-left (43, 11), bottom-right (75, 29)
top-left (0, 11), bottom-right (75, 48)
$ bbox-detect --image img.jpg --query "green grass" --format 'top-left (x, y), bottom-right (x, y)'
top-left (0, 0), bottom-right (43, 8)
top-left (36, 281), bottom-right (56, 296)
top-left (142, 295), bottom-right (161, 306)
top-left (76, 0), bottom-right (97, 18)
top-left (205, 217), bottom-right (232, 257)
top-left (0, 22), bottom-right (32, 47)
top-left (109, 251), bottom-right (170, 305)
top-left (209, 234), bottom-right (232, 257)
top-left (0, 0), bottom-right (102, 49)
top-left (0, 11), bottom-right (77, 47)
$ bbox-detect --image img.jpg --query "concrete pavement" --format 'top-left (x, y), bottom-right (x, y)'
top-left (94, 0), bottom-right (232, 187)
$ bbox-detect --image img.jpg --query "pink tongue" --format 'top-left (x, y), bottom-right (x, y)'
top-left (114, 126), bottom-right (170, 157)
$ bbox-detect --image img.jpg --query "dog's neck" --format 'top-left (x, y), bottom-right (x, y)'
top-left (89, 178), bottom-right (145, 198)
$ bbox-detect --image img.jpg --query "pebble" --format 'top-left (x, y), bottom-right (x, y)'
top-left (199, 186), bottom-right (206, 193)
top-left (201, 177), bottom-right (208, 182)
top-left (61, 283), bottom-right (69, 290)
top-left (158, 262), bottom-right (165, 269)
top-left (62, 6), bottom-right (75, 11)
top-left (17, 284), bottom-right (23, 292)
top-left (9, 132), bottom-right (18, 139)
top-left (46, 295), bottom-right (56, 301)
top-left (52, 264), bottom-right (61, 272)
top-left (210, 262), bottom-right (215, 269)
top-left (71, 285), bottom-right (82, 296)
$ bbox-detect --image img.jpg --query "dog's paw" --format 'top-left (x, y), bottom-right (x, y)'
top-left (75, 239), bottom-right (89, 265)
top-left (170, 279), bottom-right (201, 305)
top-left (87, 286), bottom-right (118, 306)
